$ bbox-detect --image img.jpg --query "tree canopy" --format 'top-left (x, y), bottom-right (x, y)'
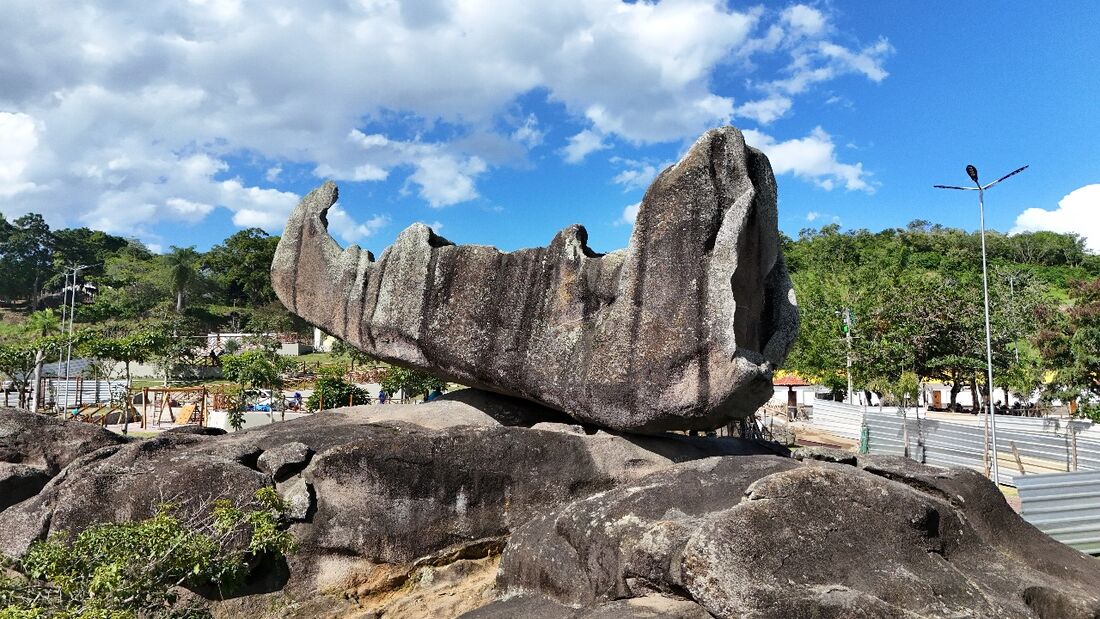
top-left (783, 223), bottom-right (1098, 408)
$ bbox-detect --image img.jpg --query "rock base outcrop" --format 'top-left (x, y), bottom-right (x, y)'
top-left (1, 398), bottom-right (1097, 619)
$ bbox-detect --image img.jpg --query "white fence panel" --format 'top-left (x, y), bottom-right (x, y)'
top-left (808, 401), bottom-right (865, 440)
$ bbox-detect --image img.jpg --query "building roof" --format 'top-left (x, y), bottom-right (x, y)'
top-left (773, 374), bottom-right (813, 387)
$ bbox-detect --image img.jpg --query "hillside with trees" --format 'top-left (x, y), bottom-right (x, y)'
top-left (784, 221), bottom-right (1100, 418)
top-left (0, 214), bottom-right (299, 336)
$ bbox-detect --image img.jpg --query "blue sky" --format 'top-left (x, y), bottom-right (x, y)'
top-left (1, 1), bottom-right (1097, 254)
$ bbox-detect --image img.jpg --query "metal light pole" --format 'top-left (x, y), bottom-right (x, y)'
top-left (935, 164), bottom-right (1028, 486)
top-left (844, 308), bottom-right (854, 405)
top-left (62, 263), bottom-right (94, 410)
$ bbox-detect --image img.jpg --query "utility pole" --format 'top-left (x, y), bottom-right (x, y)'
top-left (62, 264), bottom-right (93, 410)
top-left (58, 269), bottom-right (71, 409)
top-left (935, 163), bottom-right (1028, 486)
top-left (836, 307), bottom-right (853, 404)
top-left (843, 308), bottom-right (854, 405)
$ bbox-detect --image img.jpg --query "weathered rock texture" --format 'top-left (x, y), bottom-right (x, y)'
top-left (272, 126), bottom-right (799, 432)
top-left (489, 453), bottom-right (1100, 619)
top-left (0, 394), bottom-right (776, 599)
top-left (0, 408), bottom-right (126, 511)
top-left (3, 400), bottom-right (1099, 618)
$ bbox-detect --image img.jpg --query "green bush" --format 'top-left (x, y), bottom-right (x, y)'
top-left (379, 366), bottom-right (446, 400)
top-left (306, 368), bottom-right (370, 411)
top-left (0, 488), bottom-right (296, 618)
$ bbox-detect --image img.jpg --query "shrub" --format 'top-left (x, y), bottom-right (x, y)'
top-left (379, 366), bottom-right (446, 400)
top-left (0, 488), bottom-right (296, 618)
top-left (306, 368), bottom-right (370, 411)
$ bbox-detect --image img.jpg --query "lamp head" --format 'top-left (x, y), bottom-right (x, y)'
top-left (966, 165), bottom-right (979, 184)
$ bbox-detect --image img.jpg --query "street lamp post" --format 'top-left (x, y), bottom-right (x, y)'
top-left (934, 164), bottom-right (1028, 486)
top-left (62, 263), bottom-right (94, 410)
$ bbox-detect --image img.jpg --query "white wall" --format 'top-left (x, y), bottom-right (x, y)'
top-left (205, 410), bottom-right (310, 432)
top-left (768, 386), bottom-right (827, 407)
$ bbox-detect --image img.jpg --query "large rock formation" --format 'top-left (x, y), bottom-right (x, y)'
top-left (485, 450), bottom-right (1100, 618)
top-left (3, 401), bottom-right (1098, 618)
top-left (0, 399), bottom-right (776, 581)
top-left (271, 126), bottom-right (799, 432)
top-left (0, 409), bottom-right (126, 511)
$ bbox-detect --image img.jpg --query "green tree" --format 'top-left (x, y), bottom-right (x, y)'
top-left (306, 367), bottom-right (371, 411)
top-left (0, 344), bottom-right (36, 408)
top-left (1037, 277), bottom-right (1100, 419)
top-left (79, 328), bottom-right (168, 432)
top-left (163, 246), bottom-right (200, 313)
top-left (380, 366), bottom-right (446, 401)
top-left (204, 229), bottom-right (280, 306)
top-left (24, 309), bottom-right (61, 412)
top-left (50, 227), bottom-right (130, 287)
top-left (152, 333), bottom-right (196, 387)
top-left (81, 243), bottom-right (166, 321)
top-left (220, 351), bottom-right (283, 429)
top-left (79, 329), bottom-right (167, 389)
top-left (783, 221), bottom-right (1073, 411)
top-left (0, 214), bottom-right (53, 306)
top-left (330, 338), bottom-right (375, 369)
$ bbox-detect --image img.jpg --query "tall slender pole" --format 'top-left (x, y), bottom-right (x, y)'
top-left (934, 163), bottom-right (1027, 486)
top-left (978, 188), bottom-right (1001, 486)
top-left (59, 268), bottom-right (71, 410)
top-left (845, 308), bottom-right (854, 405)
top-left (63, 265), bottom-right (82, 411)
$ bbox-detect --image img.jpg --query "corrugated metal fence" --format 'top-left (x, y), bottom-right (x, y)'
top-left (809, 401), bottom-right (1100, 487)
top-left (1017, 470), bottom-right (1100, 555)
top-left (47, 379), bottom-right (126, 408)
top-left (807, 400), bottom-right (867, 440)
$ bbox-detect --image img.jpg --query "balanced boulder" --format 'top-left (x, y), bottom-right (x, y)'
top-left (271, 126), bottom-right (799, 432)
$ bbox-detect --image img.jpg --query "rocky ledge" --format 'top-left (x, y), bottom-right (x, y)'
top-left (1, 402), bottom-right (1098, 619)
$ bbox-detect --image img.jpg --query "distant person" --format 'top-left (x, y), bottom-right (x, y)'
top-left (426, 388), bottom-right (442, 402)
top-left (292, 392), bottom-right (302, 410)
top-left (378, 389), bottom-right (387, 405)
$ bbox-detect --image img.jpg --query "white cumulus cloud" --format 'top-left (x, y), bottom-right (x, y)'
top-left (617, 201), bottom-right (641, 226)
top-left (326, 205), bottom-right (390, 245)
top-left (511, 114), bottom-right (545, 149)
top-left (744, 127), bottom-right (872, 192)
top-left (1012, 184), bottom-right (1100, 252)
top-left (781, 5), bottom-right (828, 38)
top-left (562, 130), bottom-right (610, 164)
top-left (0, 112), bottom-right (41, 197)
top-left (734, 96), bottom-right (793, 125)
top-left (0, 0), bottom-right (888, 241)
top-left (610, 157), bottom-right (663, 192)
top-left (409, 155), bottom-right (487, 208)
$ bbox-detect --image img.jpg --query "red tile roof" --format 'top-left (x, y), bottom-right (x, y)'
top-left (773, 374), bottom-right (812, 387)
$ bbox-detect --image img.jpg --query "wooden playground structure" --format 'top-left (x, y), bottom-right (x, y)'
top-left (138, 385), bottom-right (210, 428)
top-left (67, 385), bottom-right (210, 428)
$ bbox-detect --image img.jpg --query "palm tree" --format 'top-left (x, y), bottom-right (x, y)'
top-left (25, 308), bottom-right (60, 412)
top-left (164, 247), bottom-right (199, 313)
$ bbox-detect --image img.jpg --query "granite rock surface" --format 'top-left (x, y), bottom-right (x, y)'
top-left (271, 126), bottom-right (799, 432)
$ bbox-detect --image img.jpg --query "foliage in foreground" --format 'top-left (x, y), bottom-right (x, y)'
top-left (0, 488), bottom-right (296, 619)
